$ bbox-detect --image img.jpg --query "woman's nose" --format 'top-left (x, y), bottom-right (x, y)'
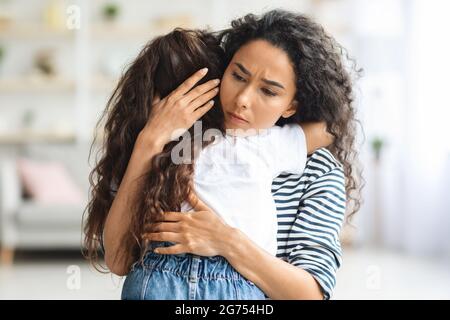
top-left (235, 86), bottom-right (252, 110)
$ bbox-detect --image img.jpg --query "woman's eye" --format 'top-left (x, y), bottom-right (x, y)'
top-left (232, 72), bottom-right (245, 82)
top-left (261, 88), bottom-right (276, 97)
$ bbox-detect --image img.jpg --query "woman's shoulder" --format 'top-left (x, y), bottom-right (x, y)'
top-left (272, 148), bottom-right (342, 180)
top-left (272, 148), bottom-right (344, 194)
top-left (299, 148), bottom-right (345, 188)
top-left (306, 148), bottom-right (343, 172)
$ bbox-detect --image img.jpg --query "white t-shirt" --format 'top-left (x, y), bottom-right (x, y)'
top-left (181, 123), bottom-right (307, 256)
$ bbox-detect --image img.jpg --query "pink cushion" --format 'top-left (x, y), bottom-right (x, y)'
top-left (17, 158), bottom-right (84, 205)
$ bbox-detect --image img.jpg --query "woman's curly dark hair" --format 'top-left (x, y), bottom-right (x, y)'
top-left (216, 10), bottom-right (363, 220)
top-left (83, 29), bottom-right (225, 271)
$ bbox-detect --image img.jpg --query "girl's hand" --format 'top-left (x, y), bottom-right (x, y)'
top-left (141, 193), bottom-right (235, 257)
top-left (138, 68), bottom-right (220, 149)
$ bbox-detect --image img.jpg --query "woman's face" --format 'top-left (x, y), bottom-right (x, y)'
top-left (219, 39), bottom-right (298, 131)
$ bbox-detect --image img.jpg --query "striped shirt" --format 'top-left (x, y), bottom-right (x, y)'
top-left (272, 148), bottom-right (345, 300)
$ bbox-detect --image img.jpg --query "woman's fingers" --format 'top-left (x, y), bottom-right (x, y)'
top-left (170, 68), bottom-right (209, 99)
top-left (145, 222), bottom-right (181, 233)
top-left (152, 93), bottom-right (162, 106)
top-left (183, 78), bottom-right (220, 105)
top-left (158, 211), bottom-right (186, 222)
top-left (142, 232), bottom-right (181, 243)
top-left (193, 100), bottom-right (216, 120)
top-left (188, 87), bottom-right (219, 112)
top-left (153, 244), bottom-right (187, 255)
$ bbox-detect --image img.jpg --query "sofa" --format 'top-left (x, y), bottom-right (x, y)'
top-left (0, 143), bottom-right (91, 264)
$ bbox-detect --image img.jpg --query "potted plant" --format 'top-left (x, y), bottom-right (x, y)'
top-left (371, 136), bottom-right (384, 162)
top-left (102, 2), bottom-right (120, 22)
top-left (34, 49), bottom-right (56, 77)
top-left (370, 136), bottom-right (385, 247)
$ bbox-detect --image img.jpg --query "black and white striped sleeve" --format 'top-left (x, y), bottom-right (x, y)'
top-left (273, 149), bottom-right (346, 300)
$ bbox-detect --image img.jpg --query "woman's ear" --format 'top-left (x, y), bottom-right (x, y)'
top-left (281, 100), bottom-right (298, 119)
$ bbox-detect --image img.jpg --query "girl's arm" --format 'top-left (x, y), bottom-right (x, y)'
top-left (300, 122), bottom-right (334, 155)
top-left (103, 135), bottom-right (162, 276)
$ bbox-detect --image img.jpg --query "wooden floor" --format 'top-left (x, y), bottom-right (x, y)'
top-left (0, 248), bottom-right (449, 299)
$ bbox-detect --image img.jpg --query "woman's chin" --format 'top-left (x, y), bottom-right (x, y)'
top-left (224, 121), bottom-right (243, 131)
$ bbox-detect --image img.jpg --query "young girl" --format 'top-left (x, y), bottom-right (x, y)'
top-left (84, 27), bottom-right (332, 299)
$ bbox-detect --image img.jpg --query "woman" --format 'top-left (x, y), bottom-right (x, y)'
top-left (84, 10), bottom-right (361, 300)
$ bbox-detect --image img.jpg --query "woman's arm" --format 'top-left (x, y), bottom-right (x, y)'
top-left (224, 229), bottom-right (324, 299)
top-left (146, 207), bottom-right (322, 299)
top-left (103, 69), bottom-right (219, 275)
top-left (226, 158), bottom-right (345, 299)
top-left (146, 149), bottom-right (345, 299)
top-left (228, 153), bottom-right (345, 299)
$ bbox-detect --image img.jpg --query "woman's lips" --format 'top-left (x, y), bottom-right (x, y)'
top-left (227, 112), bottom-right (249, 124)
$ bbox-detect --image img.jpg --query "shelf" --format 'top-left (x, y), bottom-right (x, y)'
top-left (0, 22), bottom-right (176, 40)
top-left (89, 23), bottom-right (176, 40)
top-left (0, 77), bottom-right (76, 93)
top-left (0, 131), bottom-right (77, 145)
top-left (0, 76), bottom-right (122, 93)
top-left (0, 23), bottom-right (75, 39)
top-left (91, 24), bottom-right (154, 39)
top-left (90, 75), bottom-right (119, 92)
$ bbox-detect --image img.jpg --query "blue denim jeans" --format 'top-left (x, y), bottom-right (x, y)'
top-left (121, 241), bottom-right (267, 300)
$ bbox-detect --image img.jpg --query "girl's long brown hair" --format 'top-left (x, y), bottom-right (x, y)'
top-left (83, 29), bottom-right (225, 271)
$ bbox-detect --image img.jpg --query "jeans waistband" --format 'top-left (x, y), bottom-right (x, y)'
top-left (140, 241), bottom-right (244, 281)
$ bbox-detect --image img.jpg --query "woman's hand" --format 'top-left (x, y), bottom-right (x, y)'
top-left (138, 68), bottom-right (220, 149)
top-left (141, 193), bottom-right (235, 257)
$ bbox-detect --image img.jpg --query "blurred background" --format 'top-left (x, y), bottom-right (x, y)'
top-left (0, 0), bottom-right (449, 299)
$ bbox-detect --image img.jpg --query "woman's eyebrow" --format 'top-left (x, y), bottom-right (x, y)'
top-left (234, 62), bottom-right (285, 90)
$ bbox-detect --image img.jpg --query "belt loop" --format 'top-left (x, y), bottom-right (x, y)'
top-left (188, 255), bottom-right (200, 300)
top-left (189, 255), bottom-right (200, 282)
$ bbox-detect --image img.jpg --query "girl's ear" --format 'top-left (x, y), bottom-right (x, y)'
top-left (281, 100), bottom-right (298, 119)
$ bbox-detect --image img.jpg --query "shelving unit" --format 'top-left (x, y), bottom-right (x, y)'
top-left (0, 0), bottom-right (350, 147)
top-left (0, 0), bottom-right (212, 146)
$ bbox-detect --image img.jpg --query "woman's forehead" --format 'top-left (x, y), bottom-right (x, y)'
top-left (232, 39), bottom-right (296, 86)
